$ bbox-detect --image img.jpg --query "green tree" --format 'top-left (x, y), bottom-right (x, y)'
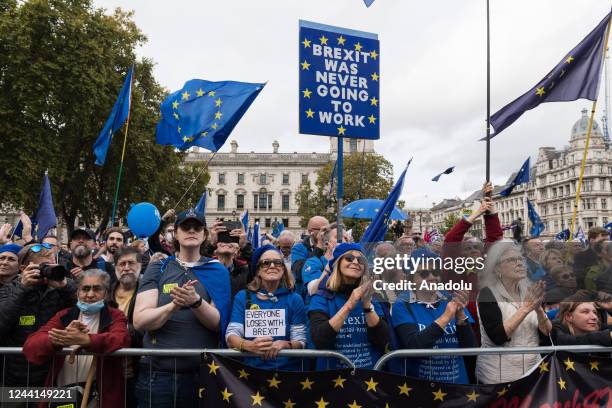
top-left (295, 152), bottom-right (394, 239)
top-left (0, 0), bottom-right (207, 233)
top-left (440, 213), bottom-right (460, 235)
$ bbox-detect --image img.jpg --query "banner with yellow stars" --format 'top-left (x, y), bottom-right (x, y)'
top-left (156, 79), bottom-right (265, 151)
top-left (489, 12), bottom-right (611, 138)
top-left (199, 351), bottom-right (611, 407)
top-left (299, 20), bottom-right (379, 140)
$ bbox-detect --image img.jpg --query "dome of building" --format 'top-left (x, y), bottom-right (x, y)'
top-left (571, 108), bottom-right (602, 140)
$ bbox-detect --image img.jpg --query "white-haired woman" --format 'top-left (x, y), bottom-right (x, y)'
top-left (476, 241), bottom-right (552, 384)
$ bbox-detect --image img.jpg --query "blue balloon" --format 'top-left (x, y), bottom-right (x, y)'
top-left (127, 202), bottom-right (161, 238)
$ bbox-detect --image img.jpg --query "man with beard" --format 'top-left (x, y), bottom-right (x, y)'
top-left (111, 246), bottom-right (143, 406)
top-left (64, 228), bottom-right (115, 283)
top-left (100, 227), bottom-right (126, 264)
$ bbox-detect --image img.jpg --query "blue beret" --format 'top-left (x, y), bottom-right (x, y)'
top-left (329, 242), bottom-right (365, 270)
top-left (0, 243), bottom-right (23, 256)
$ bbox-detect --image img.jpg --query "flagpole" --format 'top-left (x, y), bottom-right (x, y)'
top-left (337, 137), bottom-right (344, 243)
top-left (569, 14), bottom-right (612, 240)
top-left (173, 151), bottom-right (218, 210)
top-left (485, 0), bottom-right (491, 188)
top-left (523, 188), bottom-right (528, 239)
top-left (109, 75), bottom-right (134, 227)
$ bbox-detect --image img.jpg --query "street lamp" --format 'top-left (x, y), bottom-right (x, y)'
top-left (417, 211), bottom-right (423, 233)
top-left (232, 210), bottom-right (237, 220)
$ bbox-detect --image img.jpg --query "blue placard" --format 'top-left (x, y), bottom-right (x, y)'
top-left (299, 20), bottom-right (380, 140)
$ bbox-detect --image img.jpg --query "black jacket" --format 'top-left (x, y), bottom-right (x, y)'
top-left (0, 277), bottom-right (77, 386)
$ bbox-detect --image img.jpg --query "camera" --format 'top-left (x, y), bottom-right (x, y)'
top-left (39, 263), bottom-right (69, 281)
top-left (218, 221), bottom-right (242, 244)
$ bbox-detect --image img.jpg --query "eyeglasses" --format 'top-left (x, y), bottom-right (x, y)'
top-left (117, 260), bottom-right (138, 268)
top-left (342, 254), bottom-right (368, 266)
top-left (417, 269), bottom-right (441, 278)
top-left (179, 223), bottom-right (204, 232)
top-left (258, 259), bottom-right (284, 269)
top-left (500, 256), bottom-right (525, 265)
top-left (80, 285), bottom-right (105, 293)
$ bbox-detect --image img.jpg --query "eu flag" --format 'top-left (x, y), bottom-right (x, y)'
top-left (527, 199), bottom-right (544, 238)
top-left (555, 229), bottom-right (570, 241)
top-left (431, 166), bottom-right (454, 182)
top-left (156, 80), bottom-right (265, 151)
top-left (240, 210), bottom-right (249, 231)
top-left (489, 13), bottom-right (611, 138)
top-left (93, 65), bottom-right (134, 166)
top-left (361, 159), bottom-right (411, 244)
top-left (252, 222), bottom-right (260, 249)
top-left (35, 172), bottom-right (57, 240)
top-left (499, 157), bottom-right (530, 197)
top-left (195, 190), bottom-right (207, 214)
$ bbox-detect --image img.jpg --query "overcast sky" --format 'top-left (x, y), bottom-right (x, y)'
top-left (93, 0), bottom-right (610, 208)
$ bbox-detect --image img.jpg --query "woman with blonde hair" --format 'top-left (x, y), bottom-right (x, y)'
top-left (308, 243), bottom-right (389, 369)
top-left (226, 245), bottom-right (306, 370)
top-left (551, 291), bottom-right (612, 346)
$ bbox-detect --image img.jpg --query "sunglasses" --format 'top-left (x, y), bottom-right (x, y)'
top-left (80, 285), bottom-right (105, 293)
top-left (179, 223), bottom-right (204, 232)
top-left (417, 269), bottom-right (441, 279)
top-left (28, 243), bottom-right (54, 254)
top-left (342, 254), bottom-right (368, 266)
top-left (258, 259), bottom-right (284, 269)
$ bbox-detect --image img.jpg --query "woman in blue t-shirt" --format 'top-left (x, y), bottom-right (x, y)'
top-left (391, 248), bottom-right (476, 384)
top-left (308, 243), bottom-right (390, 370)
top-left (226, 245), bottom-right (306, 370)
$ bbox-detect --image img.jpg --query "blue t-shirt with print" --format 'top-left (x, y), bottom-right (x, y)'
top-left (230, 288), bottom-right (306, 370)
top-left (308, 292), bottom-right (385, 370)
top-left (391, 295), bottom-right (474, 384)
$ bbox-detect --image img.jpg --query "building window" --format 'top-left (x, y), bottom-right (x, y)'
top-left (282, 194), bottom-right (290, 211)
top-left (217, 194), bottom-right (225, 210)
top-left (282, 173), bottom-right (290, 185)
top-left (218, 173), bottom-right (225, 185)
top-left (237, 194), bottom-right (244, 210)
top-left (301, 174), bottom-right (308, 184)
top-left (253, 193), bottom-right (258, 209)
top-left (237, 173), bottom-right (245, 185)
top-left (260, 173), bottom-right (267, 185)
top-left (268, 193), bottom-right (273, 209)
top-left (349, 139), bottom-right (358, 153)
top-left (259, 193), bottom-right (267, 209)
top-left (254, 217), bottom-right (260, 224)
top-left (265, 218), bottom-right (271, 228)
top-left (282, 218), bottom-right (289, 227)
top-left (602, 199), bottom-right (607, 210)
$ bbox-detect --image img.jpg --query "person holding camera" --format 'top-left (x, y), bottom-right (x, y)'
top-left (209, 220), bottom-right (251, 298)
top-left (0, 243), bottom-right (77, 388)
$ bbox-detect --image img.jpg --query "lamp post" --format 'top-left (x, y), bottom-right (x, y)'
top-left (417, 211), bottom-right (423, 233)
top-left (232, 210), bottom-right (237, 221)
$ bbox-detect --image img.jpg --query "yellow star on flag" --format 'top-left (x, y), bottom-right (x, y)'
top-left (173, 113), bottom-right (179, 120)
top-left (196, 88), bottom-right (205, 97)
top-left (337, 35), bottom-right (346, 45)
top-left (301, 60), bottom-right (311, 70)
top-left (201, 131), bottom-right (208, 136)
top-left (305, 108), bottom-right (315, 118)
top-left (238, 369), bottom-right (250, 379)
top-left (302, 89), bottom-right (312, 98)
top-left (207, 361), bottom-right (220, 375)
top-left (300, 377), bottom-right (314, 390)
top-left (267, 375), bottom-right (281, 389)
top-left (172, 100), bottom-right (179, 109)
top-left (432, 388), bottom-right (447, 401)
top-left (332, 375), bottom-right (346, 388)
top-left (302, 38), bottom-right (311, 48)
top-left (397, 382), bottom-right (411, 396)
top-left (177, 126), bottom-right (181, 133)
top-left (371, 72), bottom-right (379, 81)
top-left (315, 397), bottom-right (329, 408)
top-left (215, 111), bottom-right (223, 120)
top-left (251, 391), bottom-right (265, 406)
top-left (355, 42), bottom-right (363, 52)
top-left (497, 387), bottom-right (508, 398)
top-left (319, 35), bottom-right (328, 45)
top-left (207, 91), bottom-right (216, 97)
top-left (370, 50), bottom-right (378, 60)
top-left (337, 126), bottom-right (346, 135)
top-left (221, 388), bottom-right (233, 402)
top-left (560, 69), bottom-right (566, 77)
top-left (198, 388), bottom-right (204, 398)
top-left (215, 98), bottom-right (222, 107)
top-left (181, 91), bottom-right (190, 100)
top-left (535, 87), bottom-right (545, 97)
top-left (183, 136), bottom-right (189, 142)
top-left (466, 390), bottom-right (479, 402)
top-left (368, 114), bottom-right (376, 124)
top-left (566, 56), bottom-right (575, 64)
top-left (364, 377), bottom-right (378, 392)
top-left (563, 358), bottom-right (575, 371)
top-left (283, 399), bottom-right (296, 408)
top-left (212, 123), bottom-right (218, 130)
top-left (539, 361), bottom-right (549, 374)
top-left (590, 361), bottom-right (600, 371)
top-left (370, 96), bottom-right (378, 106)
top-left (348, 401), bottom-right (361, 408)
top-left (558, 379), bottom-right (567, 390)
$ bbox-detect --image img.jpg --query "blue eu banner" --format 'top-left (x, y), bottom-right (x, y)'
top-left (299, 20), bottom-right (380, 140)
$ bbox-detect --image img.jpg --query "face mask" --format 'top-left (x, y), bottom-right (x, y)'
top-left (76, 299), bottom-right (105, 315)
top-left (164, 232), bottom-right (174, 244)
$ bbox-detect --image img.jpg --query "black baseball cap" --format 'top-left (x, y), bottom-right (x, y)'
top-left (175, 208), bottom-right (206, 227)
top-left (70, 228), bottom-right (96, 241)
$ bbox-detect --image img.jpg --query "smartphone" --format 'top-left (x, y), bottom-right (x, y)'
top-left (218, 221), bottom-right (242, 244)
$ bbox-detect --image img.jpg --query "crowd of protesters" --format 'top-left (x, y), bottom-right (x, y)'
top-left (0, 183), bottom-right (610, 406)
